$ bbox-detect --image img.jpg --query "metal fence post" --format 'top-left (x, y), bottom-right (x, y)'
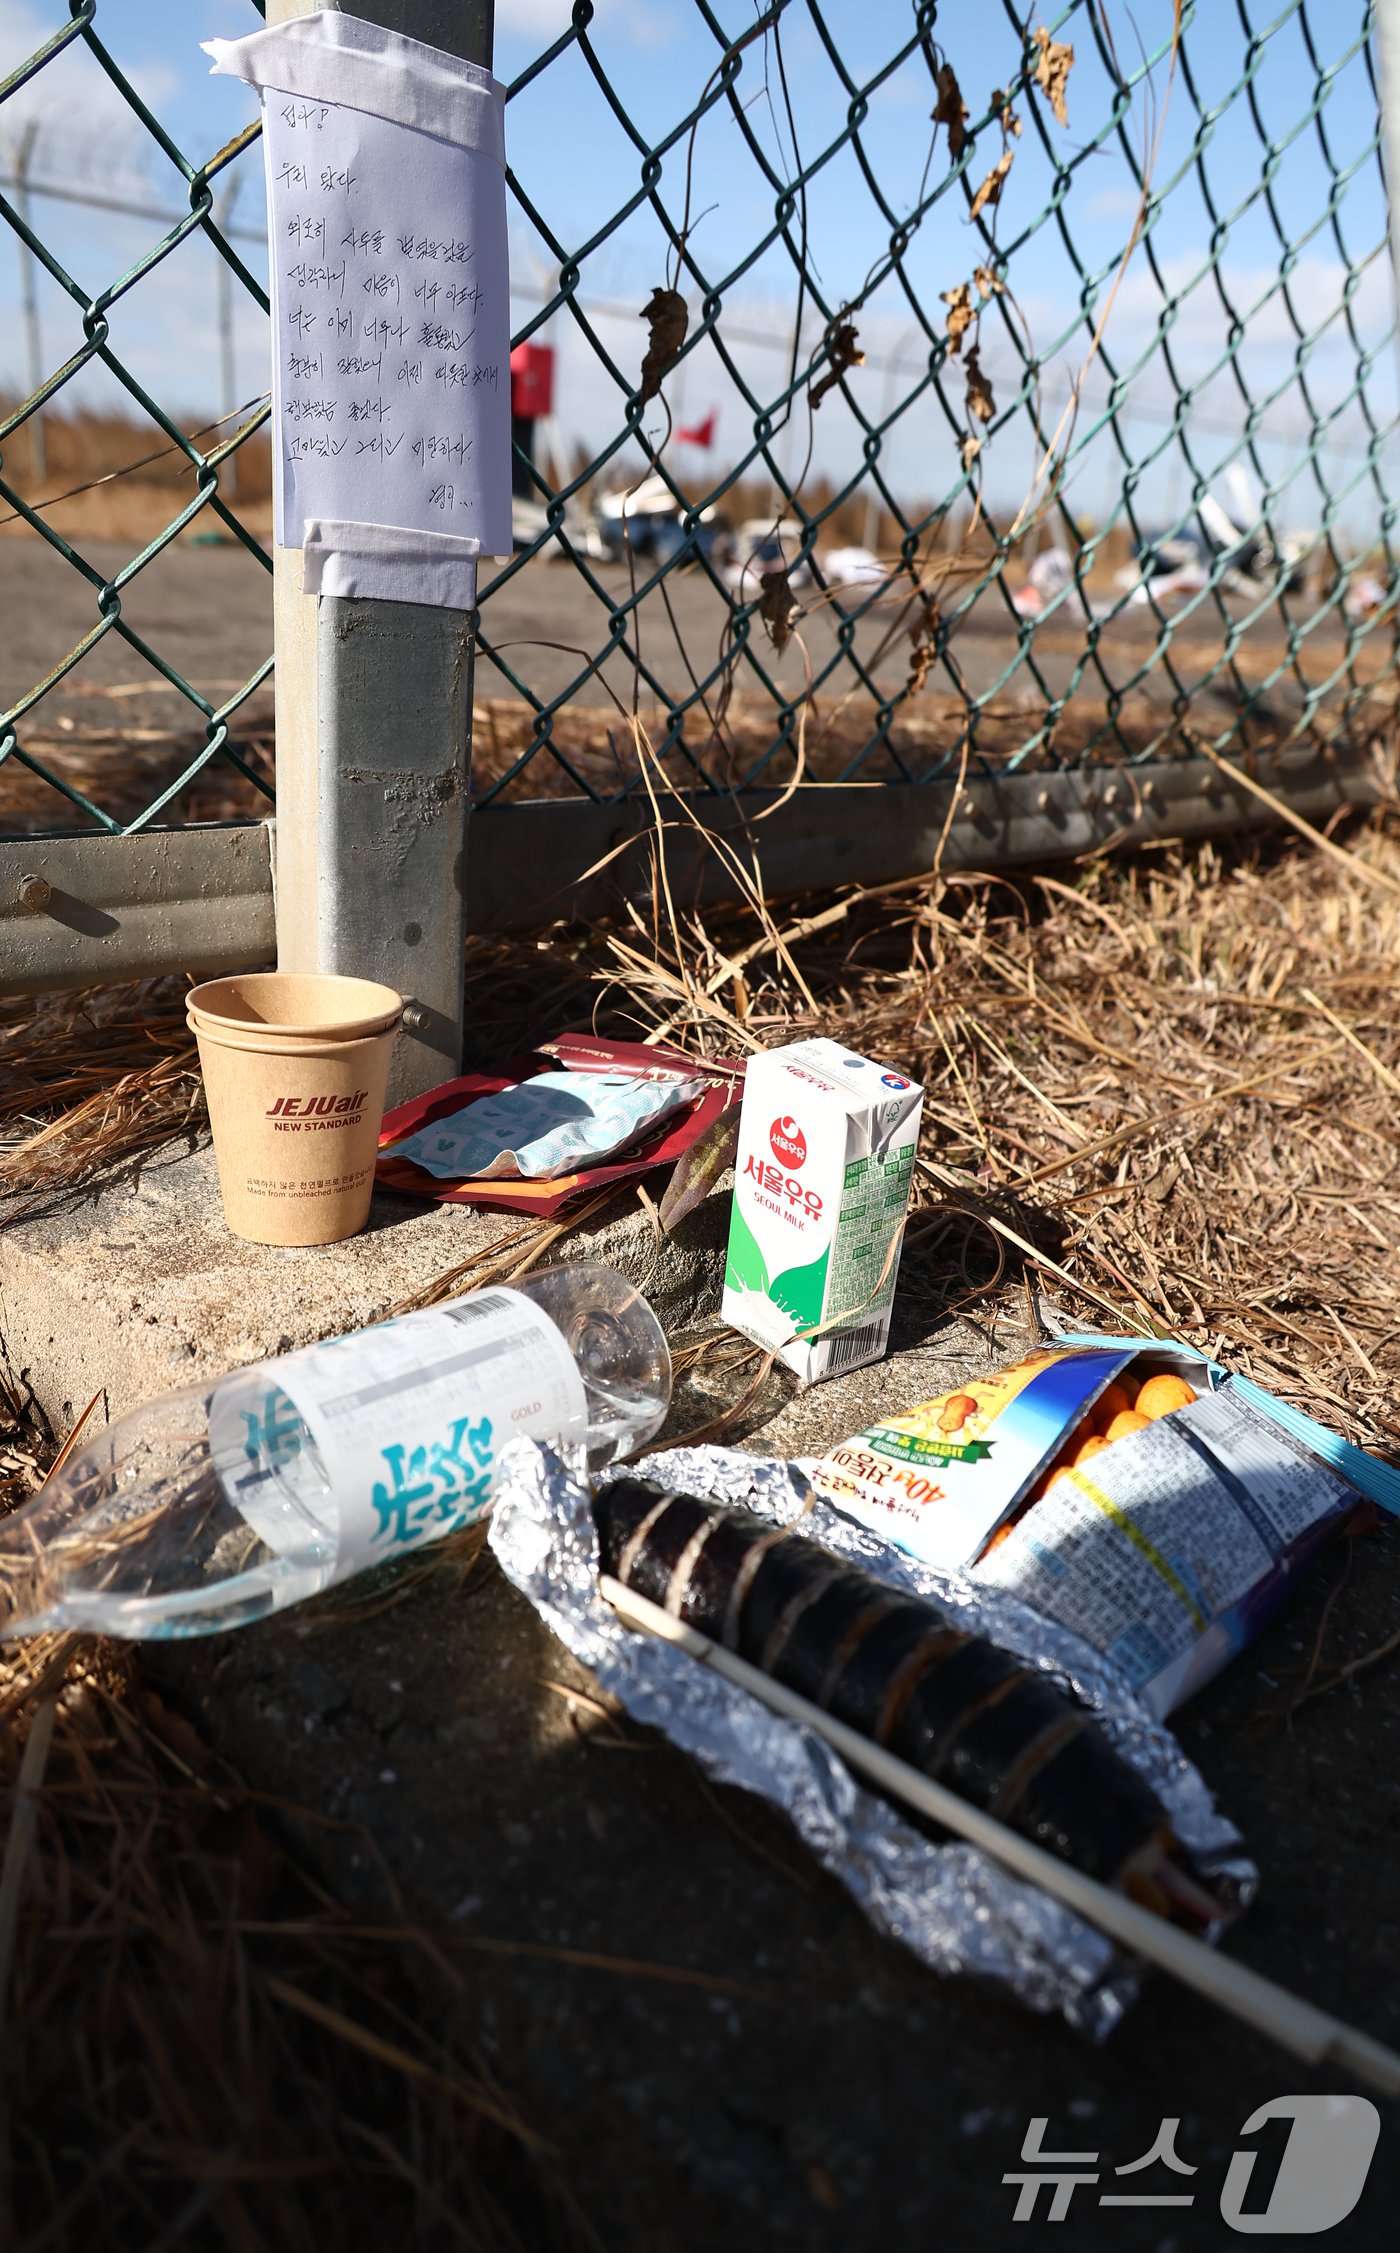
top-left (267, 0), bottom-right (493, 1103)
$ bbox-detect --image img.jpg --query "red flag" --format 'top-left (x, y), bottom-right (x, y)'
top-left (676, 409), bottom-right (717, 448)
top-left (510, 343), bottom-right (554, 418)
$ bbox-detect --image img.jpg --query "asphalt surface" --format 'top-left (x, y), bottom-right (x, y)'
top-left (0, 534), bottom-right (275, 735)
top-left (0, 533), bottom-right (1368, 761)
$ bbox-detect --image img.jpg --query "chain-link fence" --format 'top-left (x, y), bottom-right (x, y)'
top-left (2, 0), bottom-right (1397, 845)
top-left (0, 0), bottom-right (274, 837)
top-left (487, 0), bottom-right (1400, 807)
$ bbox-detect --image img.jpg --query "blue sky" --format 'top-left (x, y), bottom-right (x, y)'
top-left (1, 0), bottom-right (1395, 542)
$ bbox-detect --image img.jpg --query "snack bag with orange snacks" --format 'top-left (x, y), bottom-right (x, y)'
top-left (812, 1335), bottom-right (1398, 1717)
top-left (814, 1342), bottom-right (1132, 1567)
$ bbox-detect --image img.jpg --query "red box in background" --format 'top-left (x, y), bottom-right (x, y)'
top-left (510, 342), bottom-right (554, 419)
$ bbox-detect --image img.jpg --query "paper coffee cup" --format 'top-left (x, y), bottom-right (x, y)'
top-left (187, 973), bottom-right (402, 1246)
top-left (186, 972), bottom-right (402, 1043)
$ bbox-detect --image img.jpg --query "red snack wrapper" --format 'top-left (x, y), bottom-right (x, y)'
top-left (376, 1037), bottom-right (743, 1217)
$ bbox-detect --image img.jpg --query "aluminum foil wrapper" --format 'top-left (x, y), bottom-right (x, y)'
top-left (489, 1439), bottom-right (1256, 2039)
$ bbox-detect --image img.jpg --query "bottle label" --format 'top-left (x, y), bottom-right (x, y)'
top-left (209, 1287), bottom-right (587, 1575)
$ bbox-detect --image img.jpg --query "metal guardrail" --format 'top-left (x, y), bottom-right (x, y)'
top-left (3, 740), bottom-right (1383, 995)
top-left (1, 0), bottom-right (1398, 1004)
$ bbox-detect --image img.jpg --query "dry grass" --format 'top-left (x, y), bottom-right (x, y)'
top-left (0, 703), bottom-right (275, 837)
top-left (0, 399), bottom-right (274, 551)
top-left (8, 804), bottom-right (1400, 1442)
top-left (471, 648), bottom-right (1399, 804)
top-left (0, 680), bottom-right (1228, 834)
top-left (0, 402), bottom-right (273, 505)
top-left (442, 802), bottom-right (1400, 1453)
top-left (0, 979), bottom-right (203, 1212)
top-left (0, 1419), bottom-right (587, 2249)
top-left (0, 1368), bottom-right (49, 1524)
top-left (4, 806), bottom-right (1400, 2239)
top-left (0, 678), bottom-right (1235, 835)
top-left (0, 1668), bottom-right (584, 2251)
top-left (0, 480), bottom-right (274, 549)
top-left (469, 686), bottom-right (1234, 801)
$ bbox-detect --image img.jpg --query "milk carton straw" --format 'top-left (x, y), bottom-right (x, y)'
top-left (722, 1038), bottom-right (923, 1381)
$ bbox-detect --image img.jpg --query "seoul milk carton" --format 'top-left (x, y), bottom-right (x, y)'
top-left (723, 1038), bottom-right (923, 1381)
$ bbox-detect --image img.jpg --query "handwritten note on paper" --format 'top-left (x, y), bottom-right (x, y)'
top-left (208, 14), bottom-right (512, 565)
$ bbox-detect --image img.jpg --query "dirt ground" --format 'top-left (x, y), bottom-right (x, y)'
top-left (2, 536), bottom-right (1393, 829)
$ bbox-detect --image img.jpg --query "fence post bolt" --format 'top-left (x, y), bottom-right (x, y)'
top-left (17, 873), bottom-right (50, 912)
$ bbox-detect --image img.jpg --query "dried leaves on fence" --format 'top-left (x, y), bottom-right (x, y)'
top-left (906, 592), bottom-right (942, 695)
top-left (931, 61), bottom-right (968, 159)
top-left (758, 566), bottom-right (801, 653)
top-left (964, 349), bottom-right (996, 425)
top-left (810, 317), bottom-right (865, 408)
top-left (969, 150), bottom-right (1014, 221)
top-left (1033, 25), bottom-right (1075, 128)
top-left (639, 286), bottom-right (688, 403)
top-left (942, 282), bottom-right (974, 355)
top-left (946, 266), bottom-right (1003, 359)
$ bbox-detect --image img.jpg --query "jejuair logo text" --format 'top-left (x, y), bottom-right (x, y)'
top-left (265, 1091), bottom-right (369, 1119)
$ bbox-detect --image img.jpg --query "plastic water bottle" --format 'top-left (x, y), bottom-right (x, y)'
top-left (0, 1263), bottom-right (669, 1643)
